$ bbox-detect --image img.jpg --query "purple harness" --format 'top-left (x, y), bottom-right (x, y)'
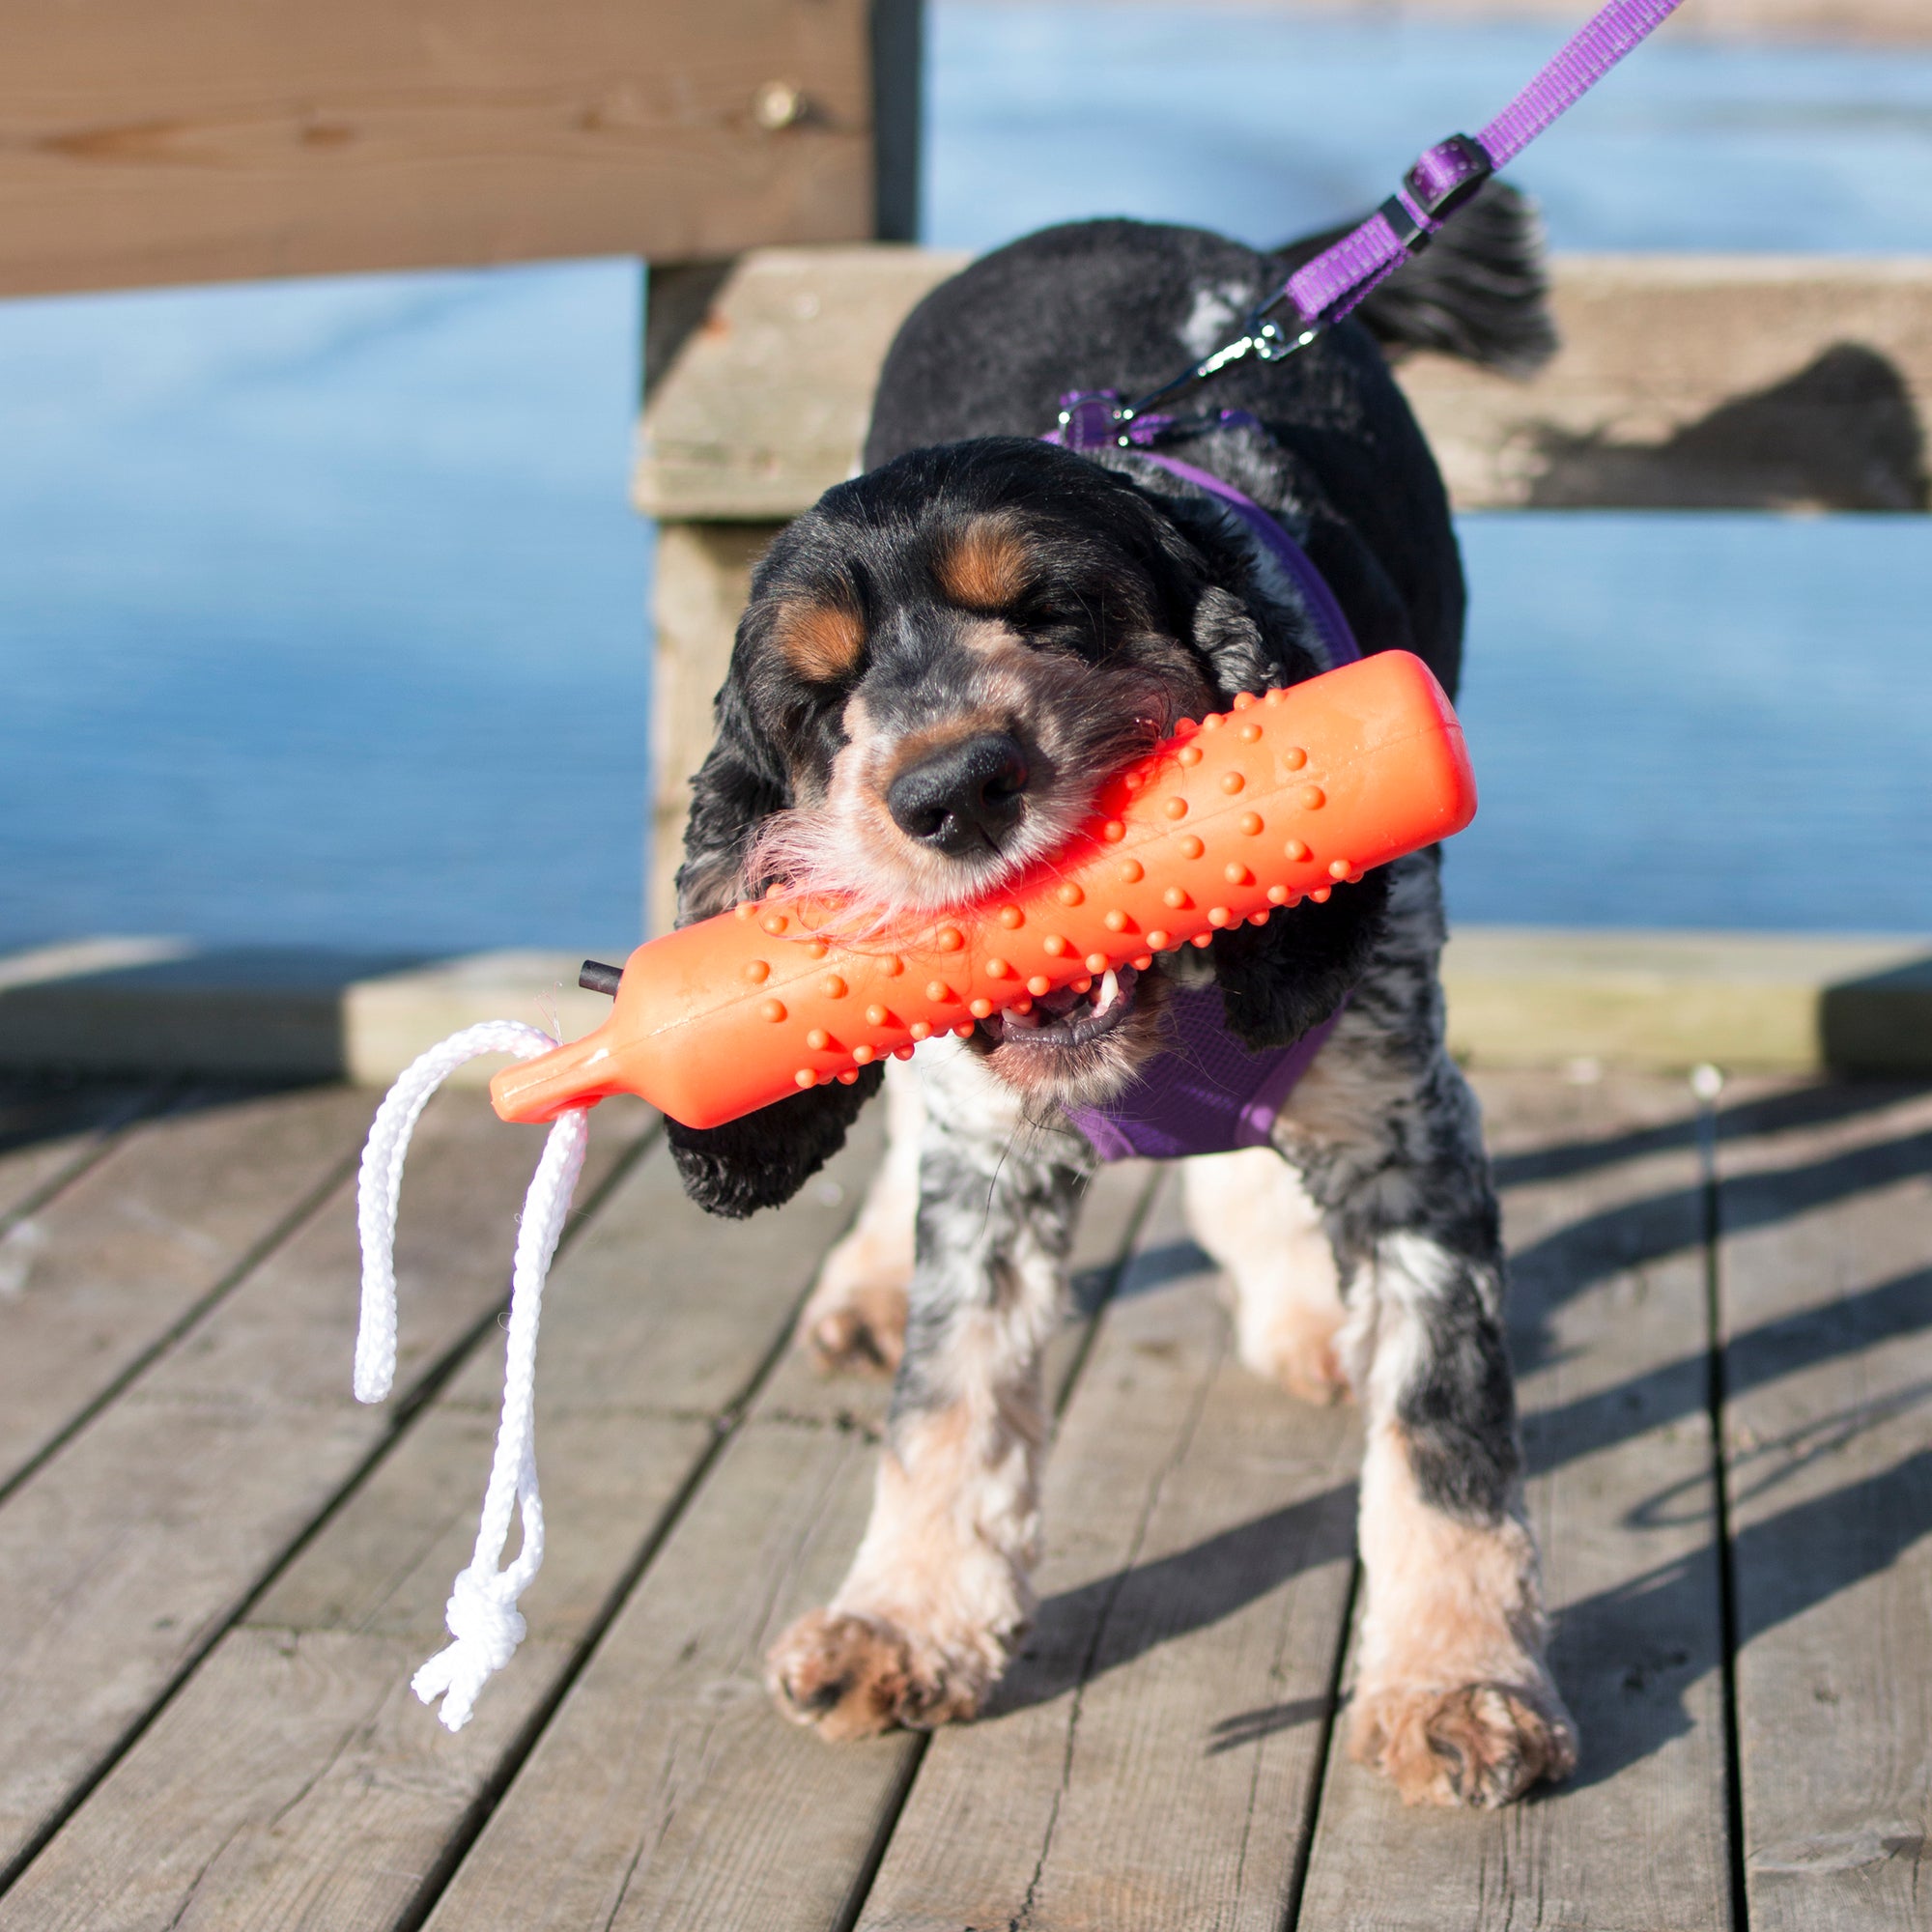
top-left (1057, 408), bottom-right (1360, 1163)
top-left (1043, 0), bottom-right (1684, 1159)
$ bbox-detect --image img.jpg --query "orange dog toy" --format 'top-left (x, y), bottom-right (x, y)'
top-left (491, 648), bottom-right (1475, 1132)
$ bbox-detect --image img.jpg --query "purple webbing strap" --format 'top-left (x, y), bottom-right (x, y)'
top-left (1282, 0), bottom-right (1685, 329)
top-left (1479, 0), bottom-right (1684, 165)
top-left (1126, 447), bottom-right (1360, 674)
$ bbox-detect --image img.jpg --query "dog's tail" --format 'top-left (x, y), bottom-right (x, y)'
top-left (1271, 180), bottom-right (1556, 378)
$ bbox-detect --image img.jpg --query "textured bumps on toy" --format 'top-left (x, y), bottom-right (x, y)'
top-left (492, 649), bottom-right (1476, 1133)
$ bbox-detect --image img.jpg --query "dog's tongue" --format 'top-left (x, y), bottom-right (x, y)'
top-left (1032, 983), bottom-right (1089, 1019)
top-left (992, 964), bottom-right (1137, 1040)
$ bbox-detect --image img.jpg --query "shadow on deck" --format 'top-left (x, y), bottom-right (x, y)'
top-left (0, 1067), bottom-right (1924, 1929)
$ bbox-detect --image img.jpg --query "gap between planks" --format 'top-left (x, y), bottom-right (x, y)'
top-left (1295, 1072), bottom-right (1737, 1932)
top-left (1713, 1078), bottom-right (1932, 1932)
top-left (0, 1119), bottom-right (1151, 1932)
top-left (0, 1086), bottom-right (657, 1898)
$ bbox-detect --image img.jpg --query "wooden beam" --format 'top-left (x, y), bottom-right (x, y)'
top-left (636, 245), bottom-right (968, 521)
top-left (634, 251), bottom-right (1932, 519)
top-left (1404, 256), bottom-right (1932, 514)
top-left (0, 0), bottom-right (885, 296)
top-left (634, 251), bottom-right (1932, 928)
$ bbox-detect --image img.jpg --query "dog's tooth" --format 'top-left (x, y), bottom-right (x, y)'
top-left (1094, 969), bottom-right (1120, 1015)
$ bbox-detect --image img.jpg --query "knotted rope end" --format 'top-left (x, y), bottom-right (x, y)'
top-left (412, 1567), bottom-right (530, 1732)
top-left (353, 1019), bottom-right (587, 1735)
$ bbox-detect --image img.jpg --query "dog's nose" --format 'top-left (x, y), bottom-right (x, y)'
top-left (887, 732), bottom-right (1031, 856)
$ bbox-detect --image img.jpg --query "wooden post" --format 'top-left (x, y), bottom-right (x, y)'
top-left (638, 244), bottom-right (961, 929)
top-left (639, 0), bottom-right (923, 929)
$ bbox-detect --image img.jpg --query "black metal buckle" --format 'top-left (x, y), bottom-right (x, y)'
top-left (1402, 132), bottom-right (1492, 222)
top-left (1378, 194), bottom-right (1430, 256)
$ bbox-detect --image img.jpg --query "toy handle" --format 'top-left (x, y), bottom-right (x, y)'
top-left (492, 650), bottom-right (1474, 1130)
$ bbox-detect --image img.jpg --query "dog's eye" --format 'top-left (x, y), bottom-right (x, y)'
top-left (1010, 591), bottom-right (1105, 650)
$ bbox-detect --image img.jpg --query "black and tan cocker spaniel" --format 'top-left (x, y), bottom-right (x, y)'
top-left (665, 185), bottom-right (1577, 1808)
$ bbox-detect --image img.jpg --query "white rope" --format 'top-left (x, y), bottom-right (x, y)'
top-left (354, 1021), bottom-right (592, 1731)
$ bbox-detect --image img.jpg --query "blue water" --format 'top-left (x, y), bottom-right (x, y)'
top-left (0, 266), bottom-right (651, 956)
top-left (2, 7), bottom-right (1930, 954)
top-left (927, 9), bottom-right (1932, 254)
top-left (1454, 516), bottom-right (1932, 931)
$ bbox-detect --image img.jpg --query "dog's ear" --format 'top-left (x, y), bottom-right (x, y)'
top-left (674, 680), bottom-right (787, 923)
top-left (668, 667), bottom-right (882, 1216)
top-left (1209, 865), bottom-right (1392, 1049)
top-left (1188, 584), bottom-right (1280, 696)
top-left (665, 1065), bottom-right (885, 1218)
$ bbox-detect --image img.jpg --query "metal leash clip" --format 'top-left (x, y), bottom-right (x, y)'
top-left (1114, 306), bottom-right (1326, 428)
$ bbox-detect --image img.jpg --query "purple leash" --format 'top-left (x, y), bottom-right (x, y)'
top-left (1285, 0), bottom-right (1686, 329)
top-left (1100, 0), bottom-right (1688, 432)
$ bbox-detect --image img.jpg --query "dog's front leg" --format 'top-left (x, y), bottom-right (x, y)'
top-left (1341, 1209), bottom-right (1577, 1806)
top-left (767, 1047), bottom-right (1088, 1740)
top-left (1277, 855), bottom-right (1576, 1805)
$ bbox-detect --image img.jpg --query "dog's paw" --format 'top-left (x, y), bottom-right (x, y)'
top-left (766, 1609), bottom-right (981, 1741)
top-left (1238, 1301), bottom-right (1351, 1406)
top-left (1350, 1679), bottom-right (1577, 1807)
top-left (797, 1278), bottom-right (908, 1378)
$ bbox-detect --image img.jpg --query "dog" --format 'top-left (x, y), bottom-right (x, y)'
top-left (665, 185), bottom-right (1578, 1808)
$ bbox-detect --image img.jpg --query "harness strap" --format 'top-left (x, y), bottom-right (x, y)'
top-left (1048, 419), bottom-right (1361, 1163)
top-left (1130, 446), bottom-right (1359, 674)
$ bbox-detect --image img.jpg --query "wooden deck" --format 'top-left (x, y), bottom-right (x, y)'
top-left (0, 1065), bottom-right (1924, 1930)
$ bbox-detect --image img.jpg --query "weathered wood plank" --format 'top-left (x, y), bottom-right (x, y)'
top-left (635, 247), bottom-right (968, 522)
top-left (1715, 1080), bottom-right (1932, 1932)
top-left (0, 1089), bottom-right (653, 1885)
top-left (1295, 1072), bottom-right (1732, 1932)
top-left (416, 1157), bottom-right (1155, 1932)
top-left (0, 1079), bottom-right (156, 1227)
top-left (853, 1173), bottom-right (1358, 1932)
top-left (0, 0), bottom-right (882, 296)
top-left (0, 1122), bottom-right (888, 1932)
top-left (0, 1626), bottom-right (573, 1932)
top-left (0, 1083), bottom-right (375, 1496)
top-left (1402, 257), bottom-right (1932, 513)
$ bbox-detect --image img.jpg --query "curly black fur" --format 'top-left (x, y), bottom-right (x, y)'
top-left (665, 1064), bottom-right (885, 1219)
top-left (1209, 866), bottom-right (1392, 1050)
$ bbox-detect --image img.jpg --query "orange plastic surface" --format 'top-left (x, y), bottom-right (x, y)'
top-left (491, 650), bottom-right (1476, 1130)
